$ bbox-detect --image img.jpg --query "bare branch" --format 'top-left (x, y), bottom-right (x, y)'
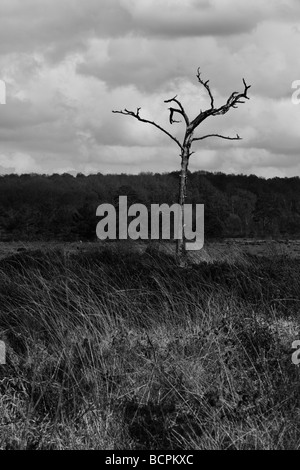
top-left (189, 74), bottom-right (251, 132)
top-left (168, 108), bottom-right (181, 124)
top-left (192, 133), bottom-right (242, 142)
top-left (196, 68), bottom-right (214, 109)
top-left (112, 69), bottom-right (250, 155)
top-left (112, 108), bottom-right (183, 149)
top-left (164, 95), bottom-right (190, 126)
top-left (212, 78), bottom-right (251, 116)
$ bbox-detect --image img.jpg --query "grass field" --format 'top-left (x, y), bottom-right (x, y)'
top-left (1, 238), bottom-right (300, 261)
top-left (0, 240), bottom-right (300, 449)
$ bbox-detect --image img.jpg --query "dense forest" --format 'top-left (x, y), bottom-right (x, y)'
top-left (1, 170), bottom-right (300, 241)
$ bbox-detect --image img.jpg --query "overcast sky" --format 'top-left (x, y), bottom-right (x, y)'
top-left (0, 0), bottom-right (300, 177)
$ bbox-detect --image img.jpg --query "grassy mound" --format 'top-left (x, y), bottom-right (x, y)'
top-left (0, 245), bottom-right (299, 449)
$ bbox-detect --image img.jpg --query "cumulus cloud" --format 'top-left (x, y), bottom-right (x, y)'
top-left (0, 0), bottom-right (300, 177)
top-left (0, 0), bottom-right (132, 58)
top-left (119, 0), bottom-right (275, 38)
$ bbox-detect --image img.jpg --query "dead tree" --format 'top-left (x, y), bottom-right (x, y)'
top-left (113, 67), bottom-right (251, 262)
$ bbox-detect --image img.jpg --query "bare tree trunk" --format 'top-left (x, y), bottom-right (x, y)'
top-left (113, 68), bottom-right (251, 267)
top-left (176, 144), bottom-right (189, 264)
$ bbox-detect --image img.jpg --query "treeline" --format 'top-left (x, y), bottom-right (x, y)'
top-left (1, 170), bottom-right (300, 241)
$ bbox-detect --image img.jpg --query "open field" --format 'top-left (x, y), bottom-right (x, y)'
top-left (1, 238), bottom-right (300, 262)
top-left (0, 241), bottom-right (300, 449)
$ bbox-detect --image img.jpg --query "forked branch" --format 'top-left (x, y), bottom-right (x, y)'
top-left (196, 68), bottom-right (214, 109)
top-left (213, 78), bottom-right (251, 115)
top-left (112, 108), bottom-right (183, 149)
top-left (112, 68), bottom-right (250, 153)
top-left (190, 69), bottom-right (251, 132)
top-left (164, 95), bottom-right (190, 126)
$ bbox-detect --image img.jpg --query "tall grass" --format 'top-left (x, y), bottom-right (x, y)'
top-left (0, 244), bottom-right (299, 449)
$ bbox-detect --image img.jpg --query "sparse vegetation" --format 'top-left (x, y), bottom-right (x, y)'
top-left (0, 243), bottom-right (299, 449)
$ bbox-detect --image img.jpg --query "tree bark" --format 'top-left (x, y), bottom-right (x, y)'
top-left (176, 143), bottom-right (190, 264)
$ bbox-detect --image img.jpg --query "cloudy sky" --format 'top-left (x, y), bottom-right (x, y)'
top-left (0, 0), bottom-right (300, 177)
